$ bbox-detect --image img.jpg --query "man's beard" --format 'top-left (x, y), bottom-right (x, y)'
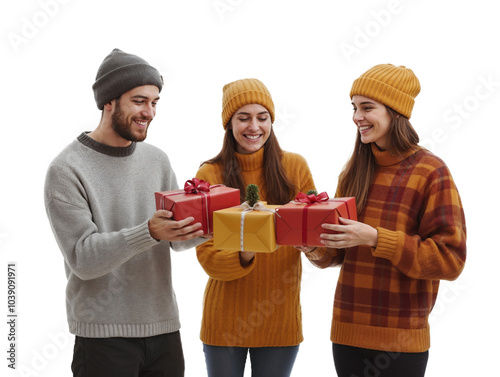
top-left (111, 99), bottom-right (149, 142)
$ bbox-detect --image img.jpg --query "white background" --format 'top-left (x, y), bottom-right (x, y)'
top-left (1, 0), bottom-right (498, 376)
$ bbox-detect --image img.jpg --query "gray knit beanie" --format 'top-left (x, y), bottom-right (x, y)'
top-left (92, 48), bottom-right (163, 110)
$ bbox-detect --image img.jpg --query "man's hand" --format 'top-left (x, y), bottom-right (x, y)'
top-left (148, 210), bottom-right (204, 241)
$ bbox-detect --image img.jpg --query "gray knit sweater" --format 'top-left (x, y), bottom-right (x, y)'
top-left (44, 132), bottom-right (203, 338)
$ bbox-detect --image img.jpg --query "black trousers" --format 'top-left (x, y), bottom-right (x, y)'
top-left (72, 331), bottom-right (184, 377)
top-left (332, 343), bottom-right (428, 377)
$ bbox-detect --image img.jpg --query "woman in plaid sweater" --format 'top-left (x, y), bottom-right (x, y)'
top-left (311, 64), bottom-right (467, 377)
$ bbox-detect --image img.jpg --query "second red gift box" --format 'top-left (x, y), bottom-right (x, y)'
top-left (275, 192), bottom-right (357, 247)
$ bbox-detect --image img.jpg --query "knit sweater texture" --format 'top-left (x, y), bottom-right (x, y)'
top-left (313, 144), bottom-right (466, 353)
top-left (195, 148), bottom-right (316, 347)
top-left (44, 132), bottom-right (202, 338)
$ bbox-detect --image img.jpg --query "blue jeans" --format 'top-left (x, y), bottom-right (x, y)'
top-left (203, 344), bottom-right (299, 377)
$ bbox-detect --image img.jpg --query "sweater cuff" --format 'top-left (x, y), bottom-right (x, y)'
top-left (372, 227), bottom-right (404, 263)
top-left (304, 247), bottom-right (327, 261)
top-left (171, 237), bottom-right (207, 252)
top-left (221, 251), bottom-right (256, 280)
top-left (122, 221), bottom-right (159, 254)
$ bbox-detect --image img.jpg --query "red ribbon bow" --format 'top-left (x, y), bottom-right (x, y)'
top-left (295, 191), bottom-right (329, 204)
top-left (184, 178), bottom-right (211, 194)
top-left (294, 191), bottom-right (329, 246)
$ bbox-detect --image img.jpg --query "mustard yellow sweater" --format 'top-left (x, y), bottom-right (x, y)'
top-left (195, 148), bottom-right (316, 347)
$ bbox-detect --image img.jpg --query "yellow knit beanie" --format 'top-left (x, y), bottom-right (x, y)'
top-left (222, 78), bottom-right (275, 129)
top-left (350, 64), bottom-right (421, 119)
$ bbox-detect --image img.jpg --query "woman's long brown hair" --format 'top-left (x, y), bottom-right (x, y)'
top-left (337, 106), bottom-right (420, 214)
top-left (201, 125), bottom-right (296, 205)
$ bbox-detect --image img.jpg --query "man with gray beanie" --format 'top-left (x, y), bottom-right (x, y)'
top-left (44, 48), bottom-right (205, 377)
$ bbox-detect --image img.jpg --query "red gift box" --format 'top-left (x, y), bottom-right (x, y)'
top-left (155, 179), bottom-right (240, 235)
top-left (275, 193), bottom-right (357, 247)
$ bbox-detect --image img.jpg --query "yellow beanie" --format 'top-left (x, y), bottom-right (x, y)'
top-left (222, 78), bottom-right (275, 129)
top-left (350, 64), bottom-right (421, 119)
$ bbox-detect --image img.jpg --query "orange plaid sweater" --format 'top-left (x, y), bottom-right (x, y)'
top-left (195, 148), bottom-right (316, 347)
top-left (311, 144), bottom-right (466, 353)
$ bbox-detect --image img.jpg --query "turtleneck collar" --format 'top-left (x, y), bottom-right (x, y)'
top-left (77, 132), bottom-right (137, 157)
top-left (371, 143), bottom-right (420, 167)
top-left (235, 147), bottom-right (264, 171)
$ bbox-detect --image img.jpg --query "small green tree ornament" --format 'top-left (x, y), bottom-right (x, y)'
top-left (306, 189), bottom-right (318, 196)
top-left (246, 184), bottom-right (260, 207)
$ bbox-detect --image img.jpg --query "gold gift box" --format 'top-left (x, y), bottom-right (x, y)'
top-left (213, 204), bottom-right (280, 253)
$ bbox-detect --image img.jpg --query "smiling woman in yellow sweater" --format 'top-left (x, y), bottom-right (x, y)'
top-left (195, 78), bottom-right (322, 377)
top-left (314, 64), bottom-right (467, 377)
